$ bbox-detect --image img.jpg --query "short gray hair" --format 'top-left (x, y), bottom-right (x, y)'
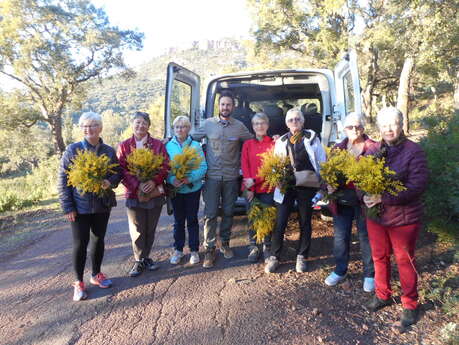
top-left (344, 112), bottom-right (366, 128)
top-left (376, 107), bottom-right (403, 128)
top-left (285, 108), bottom-right (304, 125)
top-left (79, 111), bottom-right (102, 127)
top-left (173, 115), bottom-right (191, 127)
top-left (251, 112), bottom-right (269, 125)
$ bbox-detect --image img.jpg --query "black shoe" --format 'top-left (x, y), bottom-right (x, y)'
top-left (401, 308), bottom-right (418, 327)
top-left (366, 295), bottom-right (392, 312)
top-left (129, 260), bottom-right (145, 277)
top-left (144, 258), bottom-right (159, 271)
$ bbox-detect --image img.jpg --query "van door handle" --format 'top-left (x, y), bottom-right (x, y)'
top-left (325, 115), bottom-right (332, 121)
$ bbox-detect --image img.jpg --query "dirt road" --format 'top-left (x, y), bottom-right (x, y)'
top-left (0, 200), bottom-right (451, 345)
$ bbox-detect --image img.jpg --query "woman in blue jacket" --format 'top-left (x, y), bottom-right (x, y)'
top-left (166, 116), bottom-right (207, 265)
top-left (58, 112), bottom-right (121, 301)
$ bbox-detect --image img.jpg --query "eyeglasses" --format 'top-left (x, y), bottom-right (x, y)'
top-left (345, 125), bottom-right (363, 131)
top-left (81, 124), bottom-right (100, 129)
top-left (174, 125), bottom-right (189, 130)
top-left (252, 121), bottom-right (268, 126)
top-left (287, 117), bottom-right (302, 123)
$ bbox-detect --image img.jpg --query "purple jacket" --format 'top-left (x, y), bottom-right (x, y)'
top-left (365, 138), bottom-right (428, 227)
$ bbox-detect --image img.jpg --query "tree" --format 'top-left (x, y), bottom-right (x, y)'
top-left (0, 0), bottom-right (143, 154)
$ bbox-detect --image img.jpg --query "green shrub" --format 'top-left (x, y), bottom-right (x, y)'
top-left (0, 155), bottom-right (59, 213)
top-left (419, 103), bottom-right (459, 244)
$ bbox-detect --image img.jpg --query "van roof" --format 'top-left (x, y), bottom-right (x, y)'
top-left (208, 68), bottom-right (333, 83)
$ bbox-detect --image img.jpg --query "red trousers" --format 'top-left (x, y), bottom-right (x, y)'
top-left (366, 219), bottom-right (420, 310)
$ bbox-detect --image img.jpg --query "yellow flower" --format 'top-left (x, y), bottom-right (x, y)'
top-left (126, 148), bottom-right (165, 182)
top-left (170, 146), bottom-right (203, 181)
top-left (67, 150), bottom-right (118, 196)
top-left (247, 198), bottom-right (277, 244)
top-left (346, 155), bottom-right (406, 196)
top-left (320, 147), bottom-right (356, 189)
top-left (256, 148), bottom-right (292, 194)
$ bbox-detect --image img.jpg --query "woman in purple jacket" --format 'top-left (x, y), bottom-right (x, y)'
top-left (363, 107), bottom-right (428, 328)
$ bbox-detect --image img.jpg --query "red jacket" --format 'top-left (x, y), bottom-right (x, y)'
top-left (117, 134), bottom-right (170, 199)
top-left (241, 136), bottom-right (274, 194)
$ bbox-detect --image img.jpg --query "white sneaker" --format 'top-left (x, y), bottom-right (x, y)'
top-left (324, 272), bottom-right (346, 286)
top-left (264, 256), bottom-right (279, 273)
top-left (73, 281), bottom-right (88, 301)
top-left (296, 255), bottom-right (308, 273)
top-left (363, 277), bottom-right (375, 292)
top-left (189, 251), bottom-right (200, 265)
top-left (170, 250), bottom-right (184, 265)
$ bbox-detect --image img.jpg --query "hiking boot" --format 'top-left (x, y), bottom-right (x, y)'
top-left (220, 244), bottom-right (234, 259)
top-left (129, 260), bottom-right (145, 277)
top-left (401, 308), bottom-right (418, 327)
top-left (247, 246), bottom-right (260, 262)
top-left (264, 256), bottom-right (279, 273)
top-left (203, 248), bottom-right (216, 268)
top-left (170, 250), bottom-right (184, 265)
top-left (366, 295), bottom-right (392, 312)
top-left (324, 272), bottom-right (346, 286)
top-left (189, 251), bottom-right (200, 265)
top-left (90, 272), bottom-right (112, 288)
top-left (73, 281), bottom-right (88, 301)
top-left (144, 258), bottom-right (159, 271)
top-left (363, 277), bottom-right (375, 292)
top-left (296, 255), bottom-right (307, 273)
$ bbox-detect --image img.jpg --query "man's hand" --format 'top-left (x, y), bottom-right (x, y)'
top-left (363, 194), bottom-right (382, 208)
top-left (65, 211), bottom-right (77, 222)
top-left (141, 180), bottom-right (156, 193)
top-left (246, 191), bottom-right (254, 202)
top-left (243, 178), bottom-right (255, 189)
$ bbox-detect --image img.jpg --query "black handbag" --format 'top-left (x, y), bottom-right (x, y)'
top-left (101, 189), bottom-right (117, 208)
top-left (336, 188), bottom-right (359, 207)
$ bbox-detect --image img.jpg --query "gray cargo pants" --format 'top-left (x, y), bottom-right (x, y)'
top-left (203, 178), bottom-right (239, 249)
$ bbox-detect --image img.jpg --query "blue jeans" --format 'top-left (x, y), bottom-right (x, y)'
top-left (203, 178), bottom-right (239, 248)
top-left (247, 192), bottom-right (274, 247)
top-left (333, 204), bottom-right (374, 277)
top-left (171, 189), bottom-right (201, 252)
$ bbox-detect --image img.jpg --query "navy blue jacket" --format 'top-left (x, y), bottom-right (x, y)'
top-left (58, 138), bottom-right (121, 215)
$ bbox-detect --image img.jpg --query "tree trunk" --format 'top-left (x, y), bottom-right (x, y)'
top-left (49, 115), bottom-right (66, 155)
top-left (454, 69), bottom-right (459, 115)
top-left (396, 57), bottom-right (414, 134)
top-left (362, 47), bottom-right (379, 123)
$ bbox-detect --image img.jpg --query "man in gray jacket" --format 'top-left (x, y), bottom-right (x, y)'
top-left (192, 90), bottom-right (253, 268)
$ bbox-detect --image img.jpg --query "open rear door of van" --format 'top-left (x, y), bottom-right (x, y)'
top-left (333, 50), bottom-right (362, 141)
top-left (164, 62), bottom-right (200, 138)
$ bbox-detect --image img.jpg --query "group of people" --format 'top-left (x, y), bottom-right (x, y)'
top-left (58, 90), bottom-right (428, 328)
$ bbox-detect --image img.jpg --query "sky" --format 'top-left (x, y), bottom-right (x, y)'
top-left (92, 0), bottom-right (253, 67)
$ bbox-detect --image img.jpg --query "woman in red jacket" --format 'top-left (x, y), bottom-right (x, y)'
top-left (117, 112), bottom-right (169, 277)
top-left (364, 107), bottom-right (428, 328)
top-left (241, 112), bottom-right (275, 262)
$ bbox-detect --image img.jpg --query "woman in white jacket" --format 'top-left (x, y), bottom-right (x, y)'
top-left (265, 108), bottom-right (326, 273)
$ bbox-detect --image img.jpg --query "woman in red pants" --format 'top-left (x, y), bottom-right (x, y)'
top-left (363, 107), bottom-right (428, 328)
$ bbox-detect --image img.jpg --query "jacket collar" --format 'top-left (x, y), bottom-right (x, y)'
top-left (171, 135), bottom-right (192, 147)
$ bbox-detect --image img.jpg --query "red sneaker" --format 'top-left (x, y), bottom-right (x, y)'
top-left (90, 272), bottom-right (112, 288)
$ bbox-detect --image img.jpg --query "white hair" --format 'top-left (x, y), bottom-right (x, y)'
top-left (173, 115), bottom-right (191, 127)
top-left (79, 111), bottom-right (102, 127)
top-left (251, 112), bottom-right (269, 125)
top-left (344, 112), bottom-right (366, 128)
top-left (376, 107), bottom-right (404, 128)
top-left (285, 108), bottom-right (304, 125)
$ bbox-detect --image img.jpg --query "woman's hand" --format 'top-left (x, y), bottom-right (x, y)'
top-left (246, 191), bottom-right (254, 202)
top-left (243, 178), bottom-right (255, 189)
top-left (182, 177), bottom-right (190, 185)
top-left (326, 185), bottom-right (336, 194)
top-left (141, 180), bottom-right (156, 193)
top-left (173, 178), bottom-right (184, 188)
top-left (101, 179), bottom-right (111, 190)
top-left (363, 194), bottom-right (382, 208)
top-left (65, 211), bottom-right (77, 222)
